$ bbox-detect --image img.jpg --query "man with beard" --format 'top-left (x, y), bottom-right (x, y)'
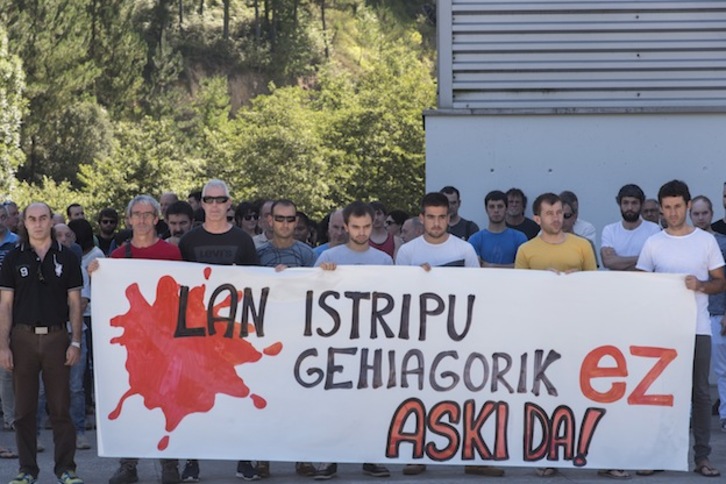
top-left (96, 209), bottom-right (119, 256)
top-left (468, 190), bottom-right (526, 267)
top-left (601, 184), bottom-right (660, 271)
top-left (514, 193), bottom-right (596, 272)
top-left (164, 201), bottom-right (194, 246)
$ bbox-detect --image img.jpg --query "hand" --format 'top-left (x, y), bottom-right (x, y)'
top-left (274, 264), bottom-right (288, 272)
top-left (420, 263), bottom-right (431, 272)
top-left (0, 348), bottom-right (12, 371)
top-left (685, 275), bottom-right (700, 292)
top-left (319, 262), bottom-right (337, 271)
top-left (87, 259), bottom-right (100, 275)
top-left (65, 345), bottom-right (80, 366)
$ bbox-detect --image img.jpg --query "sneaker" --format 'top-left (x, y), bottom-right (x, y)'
top-left (464, 465), bottom-right (505, 477)
top-left (362, 463), bottom-right (390, 477)
top-left (257, 461), bottom-right (270, 478)
top-left (76, 434), bottom-right (91, 450)
top-left (108, 465), bottom-right (138, 484)
top-left (295, 462), bottom-right (316, 477)
top-left (402, 464), bottom-right (426, 475)
top-left (9, 473), bottom-right (36, 484)
top-left (181, 460), bottom-right (200, 482)
top-left (314, 463), bottom-right (337, 481)
top-left (235, 461), bottom-right (259, 481)
top-left (161, 464), bottom-right (180, 484)
top-left (57, 471), bottom-right (84, 484)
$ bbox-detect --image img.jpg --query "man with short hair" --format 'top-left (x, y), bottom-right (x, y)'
top-left (440, 186), bottom-right (479, 240)
top-left (559, 191), bottom-right (596, 246)
top-left (164, 201), bottom-right (194, 247)
top-left (54, 225), bottom-right (83, 261)
top-left (313, 210), bottom-right (347, 258)
top-left (515, 193), bottom-right (597, 272)
top-left (177, 180), bottom-right (258, 482)
top-left (711, 182), bottom-right (726, 236)
top-left (294, 211), bottom-right (311, 245)
top-left (4, 202), bottom-right (19, 233)
top-left (314, 201), bottom-right (392, 480)
top-left (0, 203), bottom-right (85, 484)
top-left (505, 188), bottom-right (540, 240)
top-left (66, 204), bottom-right (85, 221)
top-left (96, 208), bottom-right (119, 256)
top-left (252, 200), bottom-right (274, 248)
top-left (637, 180), bottom-right (725, 478)
top-left (368, 201), bottom-right (401, 258)
top-left (641, 198), bottom-right (661, 225)
top-left (400, 217), bottom-right (423, 243)
top-left (600, 184), bottom-right (660, 271)
top-left (257, 201), bottom-right (315, 269)
top-left (468, 190), bottom-right (527, 267)
top-left (187, 190), bottom-right (202, 212)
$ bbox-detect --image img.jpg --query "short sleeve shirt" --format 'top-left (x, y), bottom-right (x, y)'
top-left (0, 242), bottom-right (83, 327)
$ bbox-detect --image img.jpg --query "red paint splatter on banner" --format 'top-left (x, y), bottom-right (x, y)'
top-left (203, 267), bottom-right (212, 280)
top-left (264, 342), bottom-right (283, 356)
top-left (108, 273), bottom-right (282, 448)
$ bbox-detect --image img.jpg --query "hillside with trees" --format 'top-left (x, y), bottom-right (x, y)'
top-left (0, 0), bottom-right (436, 218)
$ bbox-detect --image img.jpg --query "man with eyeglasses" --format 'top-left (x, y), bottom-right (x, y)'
top-left (257, 200), bottom-right (315, 269)
top-left (96, 208), bottom-right (119, 256)
top-left (559, 191), bottom-right (597, 246)
top-left (0, 202), bottom-right (85, 484)
top-left (177, 179), bottom-right (258, 482)
top-left (600, 184), bottom-right (660, 272)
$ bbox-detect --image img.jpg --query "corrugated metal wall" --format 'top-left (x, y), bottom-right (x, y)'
top-left (438, 0), bottom-right (726, 110)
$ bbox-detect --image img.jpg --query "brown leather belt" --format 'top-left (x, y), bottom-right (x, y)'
top-left (14, 324), bottom-right (65, 335)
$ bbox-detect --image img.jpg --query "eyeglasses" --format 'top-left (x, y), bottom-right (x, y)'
top-left (227, 215), bottom-right (234, 222)
top-left (130, 211), bottom-right (155, 220)
top-left (563, 213), bottom-right (575, 220)
top-left (273, 215), bottom-right (297, 223)
top-left (100, 219), bottom-right (117, 225)
top-left (384, 219), bottom-right (395, 226)
top-left (202, 196), bottom-right (229, 204)
top-left (243, 214), bottom-right (258, 221)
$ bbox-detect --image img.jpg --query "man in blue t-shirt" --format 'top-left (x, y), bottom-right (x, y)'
top-left (468, 190), bottom-right (527, 267)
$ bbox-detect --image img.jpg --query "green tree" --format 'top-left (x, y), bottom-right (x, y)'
top-left (0, 26), bottom-right (26, 198)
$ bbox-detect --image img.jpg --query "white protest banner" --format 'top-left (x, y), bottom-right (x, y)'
top-left (92, 259), bottom-right (695, 470)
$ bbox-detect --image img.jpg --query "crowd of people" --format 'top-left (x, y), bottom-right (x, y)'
top-left (0, 177), bottom-right (723, 483)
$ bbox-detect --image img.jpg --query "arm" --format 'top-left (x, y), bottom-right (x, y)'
top-left (685, 266), bottom-right (726, 295)
top-left (601, 247), bottom-right (638, 271)
top-left (66, 289), bottom-right (82, 366)
top-left (0, 290), bottom-right (13, 371)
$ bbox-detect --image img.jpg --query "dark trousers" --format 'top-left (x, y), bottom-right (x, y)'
top-left (11, 327), bottom-right (76, 478)
top-left (692, 335), bottom-right (712, 463)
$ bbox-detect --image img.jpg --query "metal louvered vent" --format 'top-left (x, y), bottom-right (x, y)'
top-left (438, 0), bottom-right (726, 111)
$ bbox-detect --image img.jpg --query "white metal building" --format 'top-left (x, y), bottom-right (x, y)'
top-left (425, 0), bottom-right (726, 242)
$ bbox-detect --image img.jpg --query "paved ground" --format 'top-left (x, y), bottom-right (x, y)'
top-left (0, 412), bottom-right (724, 483)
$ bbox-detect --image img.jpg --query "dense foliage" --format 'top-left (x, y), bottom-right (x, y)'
top-left (0, 0), bottom-right (436, 220)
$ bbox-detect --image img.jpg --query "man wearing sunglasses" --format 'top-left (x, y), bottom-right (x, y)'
top-left (257, 200), bottom-right (315, 269)
top-left (0, 202), bottom-right (85, 484)
top-left (96, 208), bottom-right (119, 256)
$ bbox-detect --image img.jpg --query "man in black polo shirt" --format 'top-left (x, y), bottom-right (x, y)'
top-left (0, 202), bottom-right (84, 484)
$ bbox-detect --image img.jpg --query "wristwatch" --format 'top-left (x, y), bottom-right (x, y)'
top-left (70, 341), bottom-right (81, 349)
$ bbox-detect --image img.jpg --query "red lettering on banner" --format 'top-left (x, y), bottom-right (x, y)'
top-left (626, 346), bottom-right (677, 406)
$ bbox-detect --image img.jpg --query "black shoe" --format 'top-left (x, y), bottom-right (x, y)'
top-left (314, 463), bottom-right (337, 480)
top-left (108, 465), bottom-right (138, 484)
top-left (362, 463), bottom-right (390, 477)
top-left (257, 461), bottom-right (270, 478)
top-left (181, 460), bottom-right (199, 482)
top-left (295, 462), bottom-right (316, 477)
top-left (236, 461), bottom-right (259, 481)
top-left (161, 463), bottom-right (180, 484)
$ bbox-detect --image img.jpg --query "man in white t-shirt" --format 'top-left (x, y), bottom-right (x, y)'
top-left (601, 184), bottom-right (661, 271)
top-left (636, 180), bottom-right (726, 478)
top-left (396, 193), bottom-right (479, 269)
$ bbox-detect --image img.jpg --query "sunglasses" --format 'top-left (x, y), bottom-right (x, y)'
top-left (563, 213), bottom-right (575, 220)
top-left (273, 215), bottom-right (297, 223)
top-left (243, 214), bottom-right (259, 221)
top-left (100, 219), bottom-right (117, 225)
top-left (202, 196), bottom-right (229, 204)
top-left (384, 219), bottom-right (395, 226)
top-left (227, 215), bottom-right (234, 222)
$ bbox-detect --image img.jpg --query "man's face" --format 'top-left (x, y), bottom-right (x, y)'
top-left (160, 194), bottom-right (178, 219)
top-left (506, 194), bottom-right (524, 217)
top-left (372, 208), bottom-right (386, 229)
top-left (328, 211), bottom-right (347, 247)
top-left (401, 219), bottom-right (421, 243)
top-left (562, 203), bottom-right (576, 233)
top-left (620, 196), bottom-right (642, 223)
top-left (167, 214), bottom-right (192, 237)
top-left (259, 201), bottom-right (273, 232)
top-left (294, 219), bottom-right (309, 242)
top-left (690, 199), bottom-right (712, 231)
top-left (4, 204), bottom-right (18, 231)
top-left (0, 210), bottom-right (8, 235)
top-left (641, 200), bottom-right (660, 224)
top-left (660, 196), bottom-right (689, 230)
top-left (99, 216), bottom-right (118, 236)
top-left (486, 199), bottom-right (507, 224)
top-left (188, 197), bottom-right (200, 212)
top-left (420, 205), bottom-right (449, 241)
top-left (201, 186), bottom-right (231, 224)
top-left (442, 192), bottom-right (460, 217)
top-left (271, 205), bottom-right (297, 240)
top-left (24, 204), bottom-right (53, 242)
top-left (54, 224), bottom-right (75, 247)
top-left (534, 201), bottom-right (564, 236)
top-left (127, 202), bottom-right (159, 237)
top-left (345, 214), bottom-right (373, 248)
top-left (69, 205), bottom-right (85, 220)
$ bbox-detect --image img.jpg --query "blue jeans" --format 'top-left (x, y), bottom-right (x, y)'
top-left (69, 330), bottom-right (87, 435)
top-left (711, 315), bottom-right (726, 421)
